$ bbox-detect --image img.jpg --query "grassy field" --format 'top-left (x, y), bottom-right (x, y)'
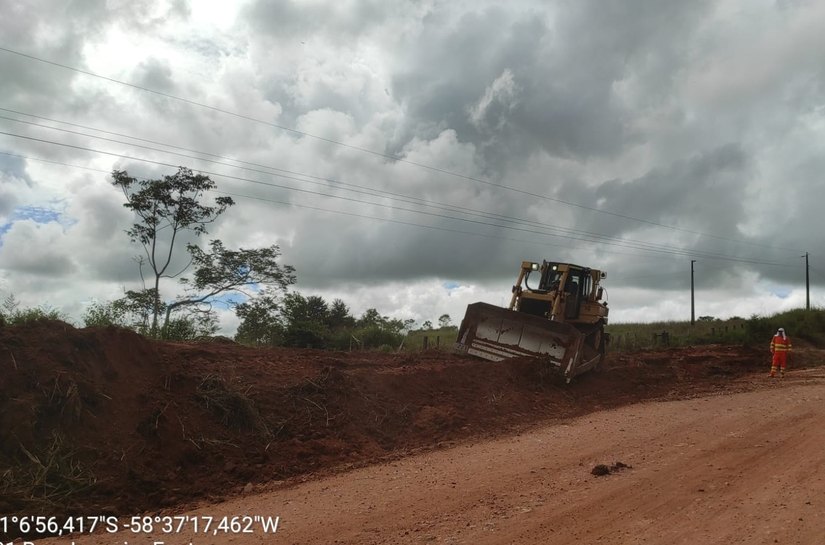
top-left (403, 326), bottom-right (458, 352)
top-left (403, 308), bottom-right (825, 353)
top-left (606, 317), bottom-right (748, 350)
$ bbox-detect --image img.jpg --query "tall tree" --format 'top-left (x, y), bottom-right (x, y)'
top-left (355, 308), bottom-right (405, 349)
top-left (235, 292), bottom-right (284, 346)
top-left (112, 167), bottom-right (234, 335)
top-left (327, 298), bottom-right (356, 329)
top-left (279, 292), bottom-right (329, 348)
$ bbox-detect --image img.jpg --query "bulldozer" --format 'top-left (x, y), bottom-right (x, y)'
top-left (454, 261), bottom-right (609, 382)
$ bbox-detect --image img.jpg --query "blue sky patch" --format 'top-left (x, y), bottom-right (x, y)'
top-left (13, 206), bottom-right (62, 224)
top-left (0, 205), bottom-right (71, 248)
top-left (771, 286), bottom-right (792, 299)
top-left (209, 292), bottom-right (248, 308)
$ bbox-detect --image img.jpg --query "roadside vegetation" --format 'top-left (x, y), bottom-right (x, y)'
top-left (607, 308), bottom-right (825, 351)
top-left (0, 295), bottom-right (66, 327)
top-left (4, 290), bottom-right (824, 354)
top-left (404, 326), bottom-right (459, 352)
top-left (401, 308), bottom-right (825, 353)
top-left (607, 316), bottom-right (748, 351)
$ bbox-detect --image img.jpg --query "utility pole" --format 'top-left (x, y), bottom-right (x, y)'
top-left (805, 252), bottom-right (810, 310)
top-left (691, 259), bottom-right (696, 325)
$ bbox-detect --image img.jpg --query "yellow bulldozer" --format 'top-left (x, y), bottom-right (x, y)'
top-left (455, 261), bottom-right (609, 382)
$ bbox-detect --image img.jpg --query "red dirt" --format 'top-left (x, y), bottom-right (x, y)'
top-left (0, 320), bottom-right (801, 539)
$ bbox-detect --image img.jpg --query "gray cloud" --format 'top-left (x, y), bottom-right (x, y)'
top-left (242, 0), bottom-right (394, 42)
top-left (0, 153), bottom-right (31, 183)
top-left (389, 1), bottom-right (712, 168)
top-left (587, 144), bottom-right (750, 236)
top-left (0, 153), bottom-right (31, 221)
top-left (2, 0), bottom-right (825, 326)
top-left (133, 57), bottom-right (176, 93)
top-left (0, 1), bottom-right (114, 115)
top-left (0, 220), bottom-right (77, 275)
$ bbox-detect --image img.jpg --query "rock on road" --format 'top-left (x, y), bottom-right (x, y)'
top-left (45, 369), bottom-right (825, 545)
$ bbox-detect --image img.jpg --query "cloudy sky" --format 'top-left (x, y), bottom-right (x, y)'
top-left (1, 0), bottom-right (824, 332)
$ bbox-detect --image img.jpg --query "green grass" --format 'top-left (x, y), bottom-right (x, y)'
top-left (0, 306), bottom-right (67, 327)
top-left (403, 327), bottom-right (458, 351)
top-left (741, 307), bottom-right (825, 347)
top-left (606, 317), bottom-right (748, 350)
top-left (607, 307), bottom-right (825, 351)
top-left (402, 308), bottom-right (825, 354)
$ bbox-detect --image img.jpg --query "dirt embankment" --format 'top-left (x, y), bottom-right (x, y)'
top-left (0, 320), bottom-right (792, 536)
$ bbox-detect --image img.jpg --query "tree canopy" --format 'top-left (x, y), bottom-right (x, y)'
top-left (234, 291), bottom-right (408, 350)
top-left (112, 167), bottom-right (293, 338)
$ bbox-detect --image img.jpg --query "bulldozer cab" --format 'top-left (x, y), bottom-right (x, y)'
top-left (511, 261), bottom-right (604, 323)
top-left (455, 260), bottom-right (609, 382)
top-left (563, 275), bottom-right (583, 320)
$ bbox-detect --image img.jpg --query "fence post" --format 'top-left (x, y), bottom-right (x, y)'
top-left (423, 336), bottom-right (429, 349)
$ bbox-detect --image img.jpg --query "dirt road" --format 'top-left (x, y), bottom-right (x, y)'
top-left (40, 368), bottom-right (825, 545)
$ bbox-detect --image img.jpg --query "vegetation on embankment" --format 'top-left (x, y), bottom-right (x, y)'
top-left (402, 308), bottom-right (825, 354)
top-left (403, 326), bottom-right (459, 352)
top-left (4, 289), bottom-right (824, 355)
top-left (607, 308), bottom-right (825, 351)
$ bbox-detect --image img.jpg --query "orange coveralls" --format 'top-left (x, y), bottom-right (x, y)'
top-left (769, 333), bottom-right (792, 377)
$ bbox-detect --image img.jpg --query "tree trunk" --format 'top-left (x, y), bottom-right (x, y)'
top-left (152, 274), bottom-right (161, 336)
top-left (162, 305), bottom-right (173, 339)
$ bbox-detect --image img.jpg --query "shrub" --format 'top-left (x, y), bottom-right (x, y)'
top-left (82, 300), bottom-right (128, 328)
top-left (1, 295), bottom-right (68, 326)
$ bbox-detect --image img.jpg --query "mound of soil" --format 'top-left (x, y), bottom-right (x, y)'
top-left (0, 321), bottom-right (775, 533)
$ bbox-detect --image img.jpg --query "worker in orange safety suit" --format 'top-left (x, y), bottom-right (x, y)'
top-left (769, 327), bottom-right (792, 378)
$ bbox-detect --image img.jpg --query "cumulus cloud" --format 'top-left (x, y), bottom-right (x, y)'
top-left (468, 69), bottom-right (519, 133)
top-left (0, 219), bottom-right (76, 275)
top-left (1, 0), bottom-right (824, 330)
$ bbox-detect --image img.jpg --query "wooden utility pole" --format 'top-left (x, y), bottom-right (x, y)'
top-left (805, 252), bottom-right (810, 310)
top-left (691, 259), bottom-right (696, 325)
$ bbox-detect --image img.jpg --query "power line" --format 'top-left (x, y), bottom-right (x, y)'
top-left (0, 150), bottom-right (108, 174)
top-left (0, 149), bottom-right (682, 260)
top-left (0, 134), bottom-right (685, 261)
top-left (0, 129), bottom-right (796, 267)
top-left (0, 108), bottom-right (799, 262)
top-left (1, 111), bottom-right (580, 230)
top-left (0, 45), bottom-right (802, 253)
top-left (807, 265), bottom-right (825, 284)
top-left (1, 111), bottom-right (787, 261)
top-left (0, 149), bottom-right (806, 315)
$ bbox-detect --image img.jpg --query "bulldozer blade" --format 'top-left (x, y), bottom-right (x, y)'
top-left (454, 302), bottom-right (591, 381)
